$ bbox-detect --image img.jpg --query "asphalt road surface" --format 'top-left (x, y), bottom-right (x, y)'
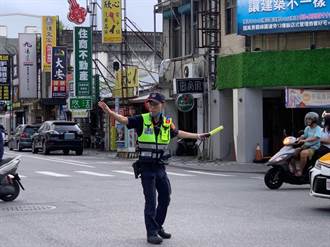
top-left (0, 149), bottom-right (329, 247)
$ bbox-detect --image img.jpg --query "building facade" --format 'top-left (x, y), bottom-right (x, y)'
top-left (218, 0), bottom-right (330, 162)
top-left (0, 30), bottom-right (162, 150)
top-left (155, 0), bottom-right (330, 162)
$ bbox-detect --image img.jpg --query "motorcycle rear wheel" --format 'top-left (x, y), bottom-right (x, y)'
top-left (0, 180), bottom-right (20, 202)
top-left (264, 168), bottom-right (283, 190)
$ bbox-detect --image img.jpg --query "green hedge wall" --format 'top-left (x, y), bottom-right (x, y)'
top-left (217, 48), bottom-right (330, 89)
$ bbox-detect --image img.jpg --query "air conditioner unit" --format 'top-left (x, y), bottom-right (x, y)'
top-left (183, 63), bottom-right (200, 78)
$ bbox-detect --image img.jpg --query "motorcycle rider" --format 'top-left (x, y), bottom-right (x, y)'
top-left (314, 112), bottom-right (330, 159)
top-left (290, 112), bottom-right (322, 176)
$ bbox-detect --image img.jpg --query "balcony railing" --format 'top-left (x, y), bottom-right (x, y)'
top-left (155, 0), bottom-right (182, 13)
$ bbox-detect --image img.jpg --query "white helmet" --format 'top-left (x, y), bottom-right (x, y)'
top-left (304, 112), bottom-right (319, 125)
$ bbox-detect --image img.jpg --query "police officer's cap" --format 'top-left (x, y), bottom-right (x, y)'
top-left (147, 92), bottom-right (165, 104)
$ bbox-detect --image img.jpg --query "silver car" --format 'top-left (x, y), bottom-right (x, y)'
top-left (310, 153), bottom-right (330, 199)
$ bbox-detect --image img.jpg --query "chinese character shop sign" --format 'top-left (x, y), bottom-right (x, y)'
top-left (175, 78), bottom-right (204, 94)
top-left (237, 0), bottom-right (330, 35)
top-left (285, 88), bottom-right (330, 108)
top-left (102, 0), bottom-right (122, 43)
top-left (74, 27), bottom-right (92, 97)
top-left (42, 16), bottom-right (57, 72)
top-left (18, 33), bottom-right (37, 99)
top-left (0, 55), bottom-right (10, 100)
top-left (52, 47), bottom-right (67, 97)
top-left (69, 97), bottom-right (92, 110)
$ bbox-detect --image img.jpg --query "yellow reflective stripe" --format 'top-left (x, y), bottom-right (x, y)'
top-left (139, 143), bottom-right (168, 150)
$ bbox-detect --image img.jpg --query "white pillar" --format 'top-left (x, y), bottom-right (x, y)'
top-left (210, 89), bottom-right (234, 160)
top-left (233, 88), bottom-right (263, 162)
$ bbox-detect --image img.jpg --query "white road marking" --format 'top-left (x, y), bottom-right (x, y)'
top-left (46, 158), bottom-right (88, 164)
top-left (166, 172), bottom-right (195, 177)
top-left (75, 171), bottom-right (114, 177)
top-left (94, 161), bottom-right (131, 165)
top-left (185, 170), bottom-right (234, 177)
top-left (112, 170), bottom-right (134, 175)
top-left (7, 153), bottom-right (95, 168)
top-left (36, 171), bottom-right (71, 177)
top-left (18, 175), bottom-right (27, 178)
top-left (250, 176), bottom-right (263, 180)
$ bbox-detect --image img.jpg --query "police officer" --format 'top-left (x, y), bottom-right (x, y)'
top-left (98, 92), bottom-right (209, 245)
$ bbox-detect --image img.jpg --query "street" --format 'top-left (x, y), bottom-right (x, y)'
top-left (0, 149), bottom-right (329, 247)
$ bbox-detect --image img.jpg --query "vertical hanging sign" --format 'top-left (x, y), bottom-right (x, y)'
top-left (0, 54), bottom-right (10, 100)
top-left (74, 26), bottom-right (92, 97)
top-left (42, 16), bottom-right (57, 72)
top-left (18, 33), bottom-right (37, 99)
top-left (51, 47), bottom-right (67, 98)
top-left (102, 0), bottom-right (122, 43)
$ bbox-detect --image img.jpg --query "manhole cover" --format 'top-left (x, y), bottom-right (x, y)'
top-left (0, 204), bottom-right (56, 212)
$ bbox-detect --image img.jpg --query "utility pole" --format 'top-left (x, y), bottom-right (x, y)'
top-left (88, 0), bottom-right (103, 149)
top-left (120, 0), bottom-right (128, 101)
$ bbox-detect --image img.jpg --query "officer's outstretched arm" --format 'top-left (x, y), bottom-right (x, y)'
top-left (98, 101), bottom-right (128, 125)
top-left (177, 130), bottom-right (210, 141)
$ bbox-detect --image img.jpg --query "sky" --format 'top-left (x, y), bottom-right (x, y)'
top-left (0, 0), bottom-right (162, 38)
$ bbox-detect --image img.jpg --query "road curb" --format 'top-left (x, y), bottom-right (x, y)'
top-left (168, 163), bottom-right (268, 174)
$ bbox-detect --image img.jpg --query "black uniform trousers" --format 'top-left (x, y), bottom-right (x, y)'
top-left (140, 165), bottom-right (171, 237)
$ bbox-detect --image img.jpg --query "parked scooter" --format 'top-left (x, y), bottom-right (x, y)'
top-left (264, 136), bottom-right (315, 190)
top-left (0, 156), bottom-right (24, 201)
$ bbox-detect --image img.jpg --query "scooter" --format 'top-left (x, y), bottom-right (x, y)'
top-left (0, 156), bottom-right (24, 201)
top-left (264, 136), bottom-right (314, 190)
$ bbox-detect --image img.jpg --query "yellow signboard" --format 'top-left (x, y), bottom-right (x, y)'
top-left (42, 16), bottom-right (57, 72)
top-left (102, 0), bottom-right (122, 43)
top-left (112, 67), bottom-right (139, 98)
top-left (127, 66), bottom-right (139, 87)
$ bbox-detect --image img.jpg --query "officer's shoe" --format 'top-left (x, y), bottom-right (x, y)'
top-left (158, 228), bottom-right (171, 239)
top-left (147, 234), bottom-right (163, 245)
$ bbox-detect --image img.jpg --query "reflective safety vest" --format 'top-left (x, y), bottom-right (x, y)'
top-left (138, 113), bottom-right (172, 161)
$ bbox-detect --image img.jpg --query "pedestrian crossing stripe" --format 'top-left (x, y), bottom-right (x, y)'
top-left (27, 170), bottom-right (242, 179)
top-left (35, 171), bottom-right (72, 177)
top-left (249, 176), bottom-right (263, 180)
top-left (166, 172), bottom-right (195, 177)
top-left (75, 171), bottom-right (114, 177)
top-left (112, 170), bottom-right (134, 175)
top-left (185, 170), bottom-right (234, 177)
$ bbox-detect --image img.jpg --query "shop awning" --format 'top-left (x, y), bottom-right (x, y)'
top-left (178, 3), bottom-right (191, 15)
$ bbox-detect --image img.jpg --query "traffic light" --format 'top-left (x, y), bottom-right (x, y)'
top-left (113, 61), bottom-right (120, 71)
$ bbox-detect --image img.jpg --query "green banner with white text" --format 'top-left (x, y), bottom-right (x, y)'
top-left (74, 26), bottom-right (92, 97)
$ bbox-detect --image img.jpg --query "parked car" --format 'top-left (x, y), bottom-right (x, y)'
top-left (310, 153), bottom-right (330, 199)
top-left (31, 121), bottom-right (84, 155)
top-left (8, 124), bottom-right (41, 151)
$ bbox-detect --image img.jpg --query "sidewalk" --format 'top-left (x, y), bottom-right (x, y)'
top-left (169, 156), bottom-right (268, 174)
top-left (84, 149), bottom-right (269, 174)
